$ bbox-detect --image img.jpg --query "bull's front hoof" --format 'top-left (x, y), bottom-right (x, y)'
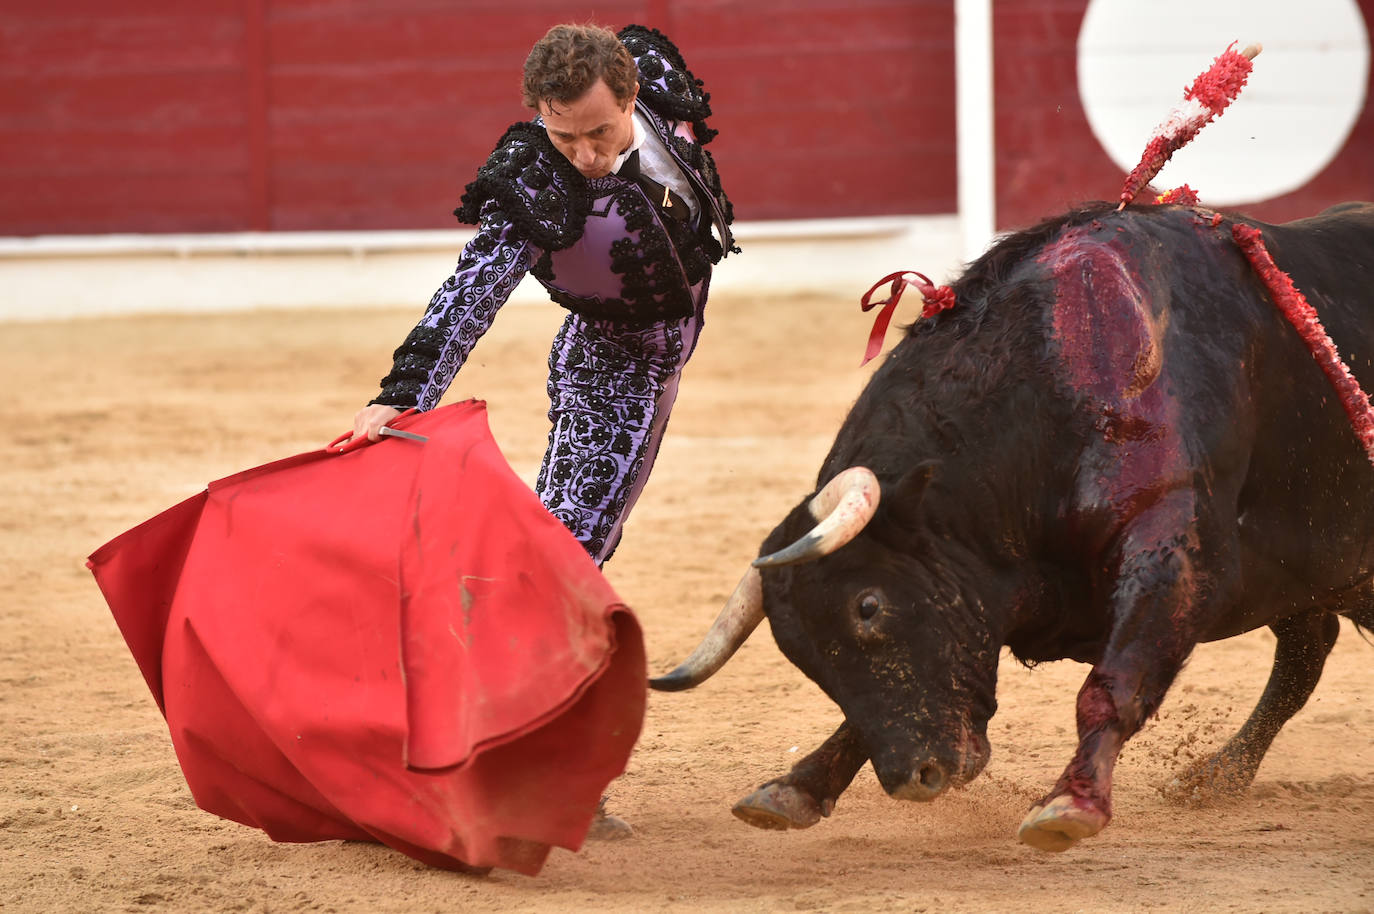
top-left (1017, 796), bottom-right (1108, 852)
top-left (731, 782), bottom-right (829, 830)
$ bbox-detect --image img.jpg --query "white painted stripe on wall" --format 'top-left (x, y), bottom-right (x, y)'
top-left (0, 217), bottom-right (966, 322)
top-left (956, 0), bottom-right (997, 262)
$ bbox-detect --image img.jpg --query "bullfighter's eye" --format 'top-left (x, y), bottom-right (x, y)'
top-left (857, 591), bottom-right (882, 621)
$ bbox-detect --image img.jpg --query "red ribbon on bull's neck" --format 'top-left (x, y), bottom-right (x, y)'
top-left (858, 271), bottom-right (957, 365)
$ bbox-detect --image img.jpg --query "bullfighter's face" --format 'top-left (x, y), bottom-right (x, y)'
top-left (540, 78), bottom-right (638, 179)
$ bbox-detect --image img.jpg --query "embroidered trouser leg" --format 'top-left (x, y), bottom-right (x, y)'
top-left (535, 288), bottom-right (707, 566)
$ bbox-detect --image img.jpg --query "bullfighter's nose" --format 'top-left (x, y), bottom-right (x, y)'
top-left (884, 759), bottom-right (950, 802)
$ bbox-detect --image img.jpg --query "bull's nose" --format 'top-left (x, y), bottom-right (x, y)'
top-left (886, 760), bottom-right (950, 802)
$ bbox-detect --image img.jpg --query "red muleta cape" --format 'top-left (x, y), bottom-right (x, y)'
top-left (87, 400), bottom-right (646, 875)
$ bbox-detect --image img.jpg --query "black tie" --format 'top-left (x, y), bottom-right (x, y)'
top-left (618, 149), bottom-right (691, 223)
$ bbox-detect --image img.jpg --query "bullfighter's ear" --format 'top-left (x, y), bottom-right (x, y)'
top-left (886, 460), bottom-right (938, 530)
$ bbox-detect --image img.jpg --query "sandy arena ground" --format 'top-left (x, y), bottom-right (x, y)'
top-left (2, 290), bottom-right (1372, 913)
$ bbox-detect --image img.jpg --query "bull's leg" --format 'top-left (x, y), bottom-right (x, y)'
top-left (1017, 660), bottom-right (1174, 852)
top-left (1173, 608), bottom-right (1339, 797)
top-left (1019, 495), bottom-right (1228, 852)
top-left (732, 721), bottom-right (867, 830)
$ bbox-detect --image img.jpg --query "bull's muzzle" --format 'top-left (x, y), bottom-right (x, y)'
top-left (874, 726), bottom-right (992, 802)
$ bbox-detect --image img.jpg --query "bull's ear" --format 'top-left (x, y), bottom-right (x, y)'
top-left (885, 460), bottom-right (938, 530)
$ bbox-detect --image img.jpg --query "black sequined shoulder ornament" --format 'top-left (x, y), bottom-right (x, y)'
top-left (618, 24), bottom-right (718, 145)
top-left (453, 122), bottom-right (590, 251)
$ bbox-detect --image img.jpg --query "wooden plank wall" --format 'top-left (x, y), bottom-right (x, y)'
top-left (10, 0), bottom-right (1364, 237)
top-left (2, 1), bottom-right (256, 233)
top-left (669, 0), bottom-right (957, 220)
top-left (1, 0), bottom-right (955, 234)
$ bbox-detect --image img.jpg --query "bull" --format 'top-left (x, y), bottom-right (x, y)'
top-left (652, 200), bottom-right (1374, 851)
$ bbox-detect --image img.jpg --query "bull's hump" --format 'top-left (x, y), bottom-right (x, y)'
top-left (1039, 229), bottom-right (1166, 402)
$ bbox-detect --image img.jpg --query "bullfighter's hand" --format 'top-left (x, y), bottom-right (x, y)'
top-left (349, 403), bottom-right (402, 445)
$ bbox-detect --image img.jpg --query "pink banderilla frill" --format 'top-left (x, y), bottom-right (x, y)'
top-left (858, 271), bottom-right (957, 365)
top-left (1118, 42), bottom-right (1260, 209)
top-left (1231, 223), bottom-right (1374, 466)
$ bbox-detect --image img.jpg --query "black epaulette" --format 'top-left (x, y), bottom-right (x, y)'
top-left (453, 122), bottom-right (590, 251)
top-left (618, 24), bottom-right (718, 145)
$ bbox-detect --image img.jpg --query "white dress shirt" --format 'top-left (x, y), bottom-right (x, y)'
top-left (612, 111), bottom-right (700, 222)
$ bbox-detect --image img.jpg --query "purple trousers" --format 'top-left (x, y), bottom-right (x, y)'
top-left (534, 282), bottom-right (707, 566)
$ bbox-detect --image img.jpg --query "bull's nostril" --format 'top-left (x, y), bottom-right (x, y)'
top-left (886, 761), bottom-right (950, 801)
top-left (918, 763), bottom-right (946, 793)
top-left (885, 758), bottom-right (955, 801)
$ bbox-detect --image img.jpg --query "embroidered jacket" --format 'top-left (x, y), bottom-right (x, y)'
top-left (373, 25), bottom-right (736, 411)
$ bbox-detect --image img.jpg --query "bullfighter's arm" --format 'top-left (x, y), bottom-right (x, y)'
top-left (371, 205), bottom-right (537, 412)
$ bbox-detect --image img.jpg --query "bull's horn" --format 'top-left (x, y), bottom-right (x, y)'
top-left (752, 466), bottom-right (881, 568)
top-left (649, 566), bottom-right (764, 692)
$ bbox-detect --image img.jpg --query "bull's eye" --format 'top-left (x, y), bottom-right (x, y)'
top-left (857, 591), bottom-right (882, 621)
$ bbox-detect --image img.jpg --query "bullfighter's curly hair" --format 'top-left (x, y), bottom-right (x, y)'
top-left (521, 24), bottom-right (638, 111)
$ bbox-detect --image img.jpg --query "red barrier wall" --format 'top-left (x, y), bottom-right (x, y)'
top-left (5, 0), bottom-right (1369, 237)
top-left (1, 0), bottom-right (956, 234)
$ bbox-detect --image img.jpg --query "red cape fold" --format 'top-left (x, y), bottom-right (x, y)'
top-left (87, 400), bottom-right (646, 875)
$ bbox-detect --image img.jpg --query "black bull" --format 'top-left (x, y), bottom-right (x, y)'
top-left (653, 200), bottom-right (1374, 851)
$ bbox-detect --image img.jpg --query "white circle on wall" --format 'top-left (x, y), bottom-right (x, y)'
top-left (1077, 0), bottom-right (1369, 206)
